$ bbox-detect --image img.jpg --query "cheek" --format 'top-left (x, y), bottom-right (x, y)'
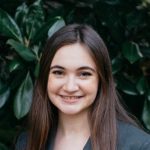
top-left (83, 78), bottom-right (99, 95)
top-left (47, 76), bottom-right (56, 95)
top-left (47, 77), bottom-right (58, 104)
top-left (47, 76), bottom-right (63, 94)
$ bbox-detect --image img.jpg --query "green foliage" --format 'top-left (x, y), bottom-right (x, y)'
top-left (0, 0), bottom-right (65, 148)
top-left (0, 8), bottom-right (23, 42)
top-left (0, 79), bottom-right (10, 108)
top-left (0, 0), bottom-right (150, 149)
top-left (48, 19), bottom-right (66, 38)
top-left (14, 72), bottom-right (33, 119)
top-left (122, 42), bottom-right (143, 64)
top-left (7, 39), bottom-right (37, 61)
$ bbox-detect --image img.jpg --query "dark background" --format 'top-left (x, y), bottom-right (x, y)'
top-left (0, 0), bottom-right (150, 149)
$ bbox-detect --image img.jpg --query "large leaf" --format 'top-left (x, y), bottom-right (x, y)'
top-left (122, 42), bottom-right (143, 64)
top-left (7, 39), bottom-right (37, 61)
top-left (111, 57), bottom-right (123, 74)
top-left (142, 100), bottom-right (150, 130)
top-left (48, 18), bottom-right (66, 38)
top-left (32, 17), bottom-right (63, 43)
top-left (14, 72), bottom-right (33, 119)
top-left (0, 80), bottom-right (10, 108)
top-left (147, 89), bottom-right (150, 101)
top-left (0, 88), bottom-right (10, 108)
top-left (136, 77), bottom-right (149, 95)
top-left (0, 8), bottom-right (23, 42)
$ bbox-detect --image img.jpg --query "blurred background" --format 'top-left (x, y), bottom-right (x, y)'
top-left (0, 0), bottom-right (150, 149)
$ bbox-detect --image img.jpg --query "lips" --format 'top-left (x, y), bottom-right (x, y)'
top-left (59, 95), bottom-right (84, 103)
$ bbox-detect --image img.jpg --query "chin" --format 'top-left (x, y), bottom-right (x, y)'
top-left (60, 109), bottom-right (81, 115)
top-left (59, 106), bottom-right (89, 116)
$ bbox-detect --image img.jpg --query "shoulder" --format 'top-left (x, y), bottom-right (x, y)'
top-left (15, 132), bottom-right (28, 150)
top-left (117, 121), bottom-right (150, 150)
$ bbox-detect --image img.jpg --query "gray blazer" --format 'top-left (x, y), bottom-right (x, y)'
top-left (15, 121), bottom-right (150, 150)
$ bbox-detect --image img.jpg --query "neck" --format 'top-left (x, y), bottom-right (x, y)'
top-left (57, 111), bottom-right (90, 137)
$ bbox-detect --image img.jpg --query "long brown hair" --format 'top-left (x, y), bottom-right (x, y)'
top-left (26, 24), bottom-right (135, 150)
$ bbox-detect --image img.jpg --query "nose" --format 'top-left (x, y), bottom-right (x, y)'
top-left (63, 76), bottom-right (79, 92)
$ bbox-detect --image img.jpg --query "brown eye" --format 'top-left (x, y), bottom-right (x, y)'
top-left (79, 72), bottom-right (92, 78)
top-left (52, 70), bottom-right (64, 77)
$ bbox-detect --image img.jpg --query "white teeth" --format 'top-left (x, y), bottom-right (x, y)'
top-left (61, 96), bottom-right (81, 99)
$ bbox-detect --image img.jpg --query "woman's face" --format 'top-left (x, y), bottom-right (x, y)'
top-left (47, 43), bottom-right (99, 115)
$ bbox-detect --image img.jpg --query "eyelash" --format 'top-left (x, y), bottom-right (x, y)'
top-left (79, 72), bottom-right (92, 77)
top-left (51, 70), bottom-right (92, 78)
top-left (52, 70), bottom-right (64, 76)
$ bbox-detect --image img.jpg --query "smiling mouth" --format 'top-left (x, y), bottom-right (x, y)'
top-left (60, 95), bottom-right (84, 103)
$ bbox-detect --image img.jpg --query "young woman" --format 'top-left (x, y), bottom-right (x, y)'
top-left (15, 24), bottom-right (150, 150)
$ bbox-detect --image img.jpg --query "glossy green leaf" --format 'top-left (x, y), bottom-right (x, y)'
top-left (112, 57), bottom-right (123, 74)
top-left (32, 45), bottom-right (40, 57)
top-left (32, 17), bottom-right (62, 43)
top-left (136, 77), bottom-right (149, 95)
top-left (147, 90), bottom-right (150, 101)
top-left (0, 80), bottom-right (10, 108)
top-left (8, 59), bottom-right (23, 72)
top-left (48, 18), bottom-right (65, 38)
top-left (0, 88), bottom-right (10, 108)
top-left (7, 39), bottom-right (37, 61)
top-left (122, 42), bottom-right (143, 64)
top-left (142, 100), bottom-right (150, 130)
top-left (0, 8), bottom-right (23, 42)
top-left (14, 72), bottom-right (33, 119)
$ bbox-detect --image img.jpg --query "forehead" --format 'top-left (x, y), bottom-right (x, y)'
top-left (50, 43), bottom-right (96, 69)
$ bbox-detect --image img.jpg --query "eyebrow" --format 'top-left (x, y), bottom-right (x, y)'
top-left (50, 65), bottom-right (96, 72)
top-left (50, 65), bottom-right (64, 70)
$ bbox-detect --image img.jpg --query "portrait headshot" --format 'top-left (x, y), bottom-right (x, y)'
top-left (15, 24), bottom-right (150, 150)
